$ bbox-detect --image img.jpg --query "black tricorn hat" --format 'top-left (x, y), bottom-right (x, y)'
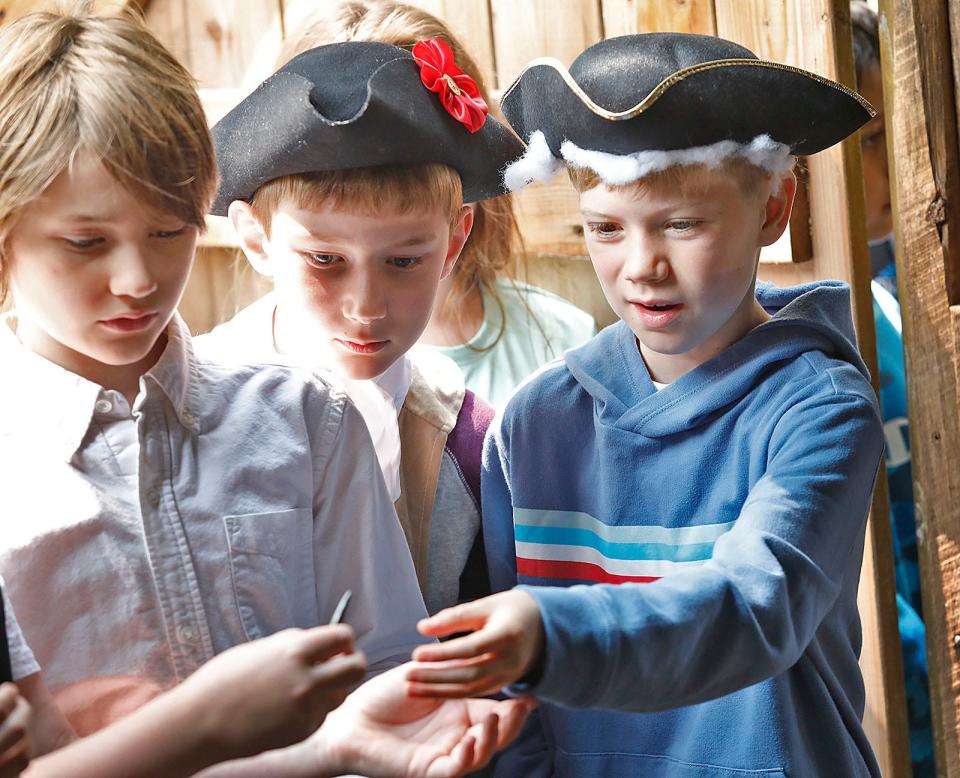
top-left (210, 41), bottom-right (524, 215)
top-left (501, 32), bottom-right (874, 160)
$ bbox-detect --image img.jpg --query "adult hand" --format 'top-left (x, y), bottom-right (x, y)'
top-left (406, 590), bottom-right (544, 698)
top-left (315, 662), bottom-right (536, 777)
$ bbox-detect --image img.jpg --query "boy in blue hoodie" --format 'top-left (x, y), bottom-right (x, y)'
top-left (403, 33), bottom-right (886, 777)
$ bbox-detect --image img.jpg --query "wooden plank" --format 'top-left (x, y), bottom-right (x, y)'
top-left (515, 254), bottom-right (616, 329)
top-left (951, 0), bottom-right (960, 163)
top-left (397, 0), bottom-right (497, 90)
top-left (513, 177), bottom-right (585, 257)
top-left (280, 0), bottom-right (495, 89)
top-left (0, 0), bottom-right (148, 25)
top-left (490, 0), bottom-right (602, 89)
top-left (144, 0), bottom-right (191, 70)
top-left (180, 248), bottom-right (270, 335)
top-left (601, 0), bottom-right (717, 37)
top-left (278, 0), bottom-right (317, 42)
top-left (881, 0), bottom-right (960, 772)
top-left (715, 0), bottom-right (798, 63)
top-left (488, 0), bottom-right (602, 257)
top-left (756, 258), bottom-right (816, 287)
top-left (716, 2), bottom-right (910, 776)
top-left (148, 0), bottom-right (284, 91)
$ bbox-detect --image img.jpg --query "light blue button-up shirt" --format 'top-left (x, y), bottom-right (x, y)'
top-left (0, 313), bottom-right (427, 733)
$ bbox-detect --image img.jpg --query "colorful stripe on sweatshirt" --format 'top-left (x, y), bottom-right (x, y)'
top-left (513, 507), bottom-right (736, 584)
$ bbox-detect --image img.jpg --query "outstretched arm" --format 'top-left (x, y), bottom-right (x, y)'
top-left (407, 393), bottom-right (884, 712)
top-left (25, 626), bottom-right (365, 778)
top-left (195, 662), bottom-right (536, 778)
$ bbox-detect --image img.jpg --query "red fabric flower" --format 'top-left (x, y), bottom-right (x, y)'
top-left (412, 38), bottom-right (488, 134)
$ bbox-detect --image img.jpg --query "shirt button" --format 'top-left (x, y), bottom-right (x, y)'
top-left (145, 486), bottom-right (162, 504)
top-left (176, 625), bottom-right (199, 644)
top-left (94, 399), bottom-right (113, 414)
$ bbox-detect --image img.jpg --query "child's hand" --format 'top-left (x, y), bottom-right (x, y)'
top-left (406, 590), bottom-right (544, 698)
top-left (0, 683), bottom-right (31, 777)
top-left (185, 625), bottom-right (366, 761)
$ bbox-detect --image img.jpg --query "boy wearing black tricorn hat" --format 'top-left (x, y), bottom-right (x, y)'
top-left (198, 41), bottom-right (523, 616)
top-left (406, 32), bottom-right (886, 777)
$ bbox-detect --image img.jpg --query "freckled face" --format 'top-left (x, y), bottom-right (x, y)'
top-left (263, 201), bottom-right (469, 379)
top-left (580, 168), bottom-right (781, 381)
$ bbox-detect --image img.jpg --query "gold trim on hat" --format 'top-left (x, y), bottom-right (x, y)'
top-left (502, 56), bottom-right (876, 121)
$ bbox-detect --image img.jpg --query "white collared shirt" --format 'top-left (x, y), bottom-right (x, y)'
top-left (197, 293), bottom-right (415, 500)
top-left (0, 313), bottom-right (427, 732)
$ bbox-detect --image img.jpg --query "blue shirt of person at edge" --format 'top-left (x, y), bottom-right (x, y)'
top-left (870, 235), bottom-right (934, 777)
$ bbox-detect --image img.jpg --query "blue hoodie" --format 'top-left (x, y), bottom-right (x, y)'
top-left (483, 281), bottom-right (885, 777)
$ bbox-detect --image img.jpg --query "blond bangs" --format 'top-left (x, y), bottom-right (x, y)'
top-left (250, 163), bottom-right (462, 234)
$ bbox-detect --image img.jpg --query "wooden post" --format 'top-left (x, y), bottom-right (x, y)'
top-left (715, 1), bottom-right (910, 775)
top-left (880, 0), bottom-right (960, 772)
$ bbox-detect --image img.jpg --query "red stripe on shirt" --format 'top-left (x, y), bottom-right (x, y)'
top-left (517, 557), bottom-right (661, 584)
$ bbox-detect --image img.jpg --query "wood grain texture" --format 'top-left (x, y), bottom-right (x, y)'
top-left (490, 0), bottom-right (602, 88)
top-left (400, 0), bottom-right (497, 88)
top-left (0, 0), bottom-right (146, 25)
top-left (516, 254), bottom-right (616, 328)
top-left (148, 0), bottom-right (284, 90)
top-left (488, 1), bottom-right (602, 257)
top-left (601, 0), bottom-right (716, 37)
top-left (179, 248), bottom-right (270, 335)
top-left (513, 177), bottom-right (586, 257)
top-left (882, 0), bottom-right (960, 772)
top-left (143, 0), bottom-right (190, 68)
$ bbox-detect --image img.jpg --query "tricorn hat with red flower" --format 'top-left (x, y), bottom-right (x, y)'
top-left (210, 40), bottom-right (523, 215)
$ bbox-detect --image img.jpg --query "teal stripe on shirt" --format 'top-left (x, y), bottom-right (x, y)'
top-left (514, 524), bottom-right (716, 562)
top-left (513, 507), bottom-right (736, 545)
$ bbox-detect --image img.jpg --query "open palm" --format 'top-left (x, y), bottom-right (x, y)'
top-left (317, 663), bottom-right (535, 777)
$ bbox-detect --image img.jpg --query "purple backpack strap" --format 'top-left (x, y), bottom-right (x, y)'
top-left (444, 389), bottom-right (494, 511)
top-left (446, 390), bottom-right (495, 602)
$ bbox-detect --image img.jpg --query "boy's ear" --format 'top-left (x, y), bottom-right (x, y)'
top-left (758, 170), bottom-right (798, 248)
top-left (441, 204), bottom-right (476, 281)
top-left (228, 200), bottom-right (273, 277)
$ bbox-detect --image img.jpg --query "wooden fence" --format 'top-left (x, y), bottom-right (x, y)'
top-left (881, 0), bottom-right (960, 773)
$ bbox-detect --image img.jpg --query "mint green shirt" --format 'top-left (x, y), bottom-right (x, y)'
top-left (423, 280), bottom-right (596, 407)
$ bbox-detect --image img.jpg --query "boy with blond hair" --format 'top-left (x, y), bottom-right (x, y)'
top-left (406, 33), bottom-right (886, 777)
top-left (197, 38), bottom-right (524, 614)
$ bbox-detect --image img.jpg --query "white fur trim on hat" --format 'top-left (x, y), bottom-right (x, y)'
top-left (503, 130), bottom-right (564, 191)
top-left (560, 134), bottom-right (794, 187)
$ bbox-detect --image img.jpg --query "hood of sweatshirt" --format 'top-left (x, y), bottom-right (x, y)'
top-left (565, 281), bottom-right (868, 438)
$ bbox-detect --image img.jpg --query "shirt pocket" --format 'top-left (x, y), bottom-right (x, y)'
top-left (224, 508), bottom-right (318, 641)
